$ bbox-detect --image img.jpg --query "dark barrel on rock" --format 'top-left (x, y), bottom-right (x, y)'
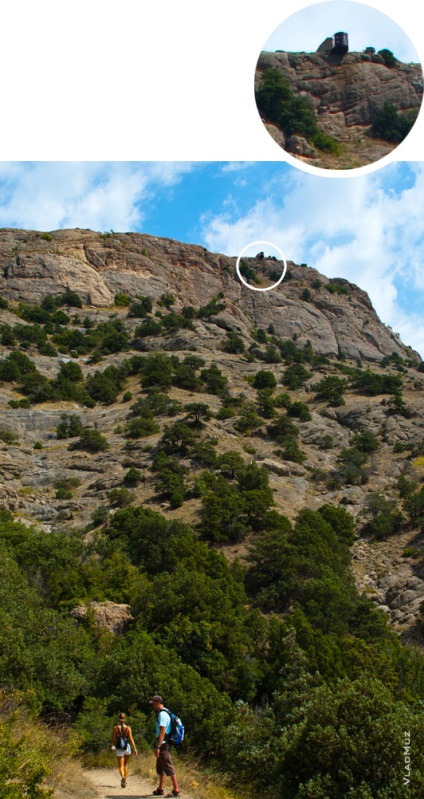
top-left (333, 32), bottom-right (349, 54)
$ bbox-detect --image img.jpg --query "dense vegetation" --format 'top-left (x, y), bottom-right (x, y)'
top-left (1, 496), bottom-right (424, 796)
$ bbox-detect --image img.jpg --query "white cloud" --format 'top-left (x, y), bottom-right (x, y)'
top-left (0, 162), bottom-right (193, 233)
top-left (201, 163), bottom-right (424, 356)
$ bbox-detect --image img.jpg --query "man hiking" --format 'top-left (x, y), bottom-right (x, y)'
top-left (149, 695), bottom-right (180, 797)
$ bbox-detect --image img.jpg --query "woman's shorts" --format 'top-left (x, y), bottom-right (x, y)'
top-left (116, 744), bottom-right (131, 757)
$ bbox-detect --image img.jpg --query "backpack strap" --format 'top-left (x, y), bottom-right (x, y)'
top-left (116, 723), bottom-right (128, 744)
top-left (158, 708), bottom-right (172, 742)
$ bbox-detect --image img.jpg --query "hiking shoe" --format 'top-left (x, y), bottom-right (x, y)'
top-left (166, 792), bottom-right (180, 797)
top-left (121, 778), bottom-right (126, 788)
top-left (152, 791), bottom-right (164, 796)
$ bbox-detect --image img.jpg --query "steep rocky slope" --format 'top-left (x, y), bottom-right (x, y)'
top-left (0, 228), bottom-right (423, 641)
top-left (0, 227), bottom-right (417, 362)
top-left (255, 50), bottom-right (423, 168)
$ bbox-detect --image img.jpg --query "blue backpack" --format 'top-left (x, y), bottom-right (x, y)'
top-left (161, 708), bottom-right (185, 746)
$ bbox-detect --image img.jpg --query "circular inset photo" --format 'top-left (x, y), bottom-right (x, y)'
top-left (254, 1), bottom-right (423, 171)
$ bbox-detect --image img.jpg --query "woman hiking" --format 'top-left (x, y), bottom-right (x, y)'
top-left (110, 712), bottom-right (138, 788)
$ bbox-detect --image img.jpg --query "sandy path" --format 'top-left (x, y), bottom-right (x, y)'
top-left (84, 768), bottom-right (193, 799)
top-left (84, 768), bottom-right (160, 798)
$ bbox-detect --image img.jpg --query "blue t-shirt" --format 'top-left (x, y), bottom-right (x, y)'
top-left (156, 709), bottom-right (171, 737)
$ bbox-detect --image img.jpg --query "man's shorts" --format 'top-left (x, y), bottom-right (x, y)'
top-left (156, 743), bottom-right (176, 776)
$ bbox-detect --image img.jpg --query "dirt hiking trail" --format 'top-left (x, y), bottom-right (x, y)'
top-left (84, 768), bottom-right (196, 799)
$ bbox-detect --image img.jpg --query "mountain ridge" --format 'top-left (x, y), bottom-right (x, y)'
top-left (0, 227), bottom-right (419, 363)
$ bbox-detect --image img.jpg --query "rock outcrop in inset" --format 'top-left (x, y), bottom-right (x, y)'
top-left (255, 49), bottom-right (423, 168)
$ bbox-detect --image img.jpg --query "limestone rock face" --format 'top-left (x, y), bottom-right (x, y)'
top-left (3, 252), bottom-right (113, 306)
top-left (0, 228), bottom-right (419, 364)
top-left (256, 51), bottom-right (422, 130)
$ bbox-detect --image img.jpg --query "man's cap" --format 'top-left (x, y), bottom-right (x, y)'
top-left (149, 695), bottom-right (163, 704)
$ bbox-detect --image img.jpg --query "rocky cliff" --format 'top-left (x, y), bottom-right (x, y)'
top-left (0, 228), bottom-right (423, 642)
top-left (0, 227), bottom-right (418, 363)
top-left (256, 50), bottom-right (423, 168)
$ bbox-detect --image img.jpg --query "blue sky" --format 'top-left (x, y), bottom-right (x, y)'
top-left (264, 1), bottom-right (420, 63)
top-left (0, 160), bottom-right (423, 356)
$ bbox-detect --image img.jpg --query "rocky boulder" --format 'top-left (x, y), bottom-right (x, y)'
top-left (71, 601), bottom-right (133, 635)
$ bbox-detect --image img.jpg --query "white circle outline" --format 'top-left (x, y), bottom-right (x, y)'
top-left (236, 240), bottom-right (287, 292)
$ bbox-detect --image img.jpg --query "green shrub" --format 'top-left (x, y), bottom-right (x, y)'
top-left (287, 401), bottom-right (312, 421)
top-left (234, 403), bottom-right (262, 434)
top-left (318, 434), bottom-right (333, 450)
top-left (404, 486), bottom-right (424, 529)
top-left (158, 292), bottom-right (176, 309)
top-left (0, 323), bottom-right (16, 346)
top-left (56, 413), bottom-right (84, 439)
top-left (141, 354), bottom-right (173, 389)
top-left (314, 375), bottom-right (347, 406)
top-left (239, 260), bottom-right (260, 284)
top-left (396, 475), bottom-right (417, 499)
top-left (38, 341), bottom-right (58, 357)
top-left (107, 487), bottom-right (134, 508)
top-left (200, 363), bottom-right (228, 395)
top-left (351, 430), bottom-right (379, 453)
top-left (127, 296), bottom-right (153, 318)
top-left (124, 467), bottom-right (143, 486)
top-left (262, 344), bottom-right (281, 364)
top-left (86, 365), bottom-right (127, 405)
top-left (14, 321), bottom-right (47, 346)
top-left (257, 388), bottom-right (277, 419)
top-left (160, 421), bottom-right (196, 454)
top-left (184, 402), bottom-right (212, 426)
top-left (0, 429), bottom-right (17, 444)
top-left (372, 102), bottom-right (418, 142)
top-left (115, 292), bottom-right (132, 306)
top-left (351, 369), bottom-right (402, 395)
top-left (253, 370), bottom-right (277, 390)
top-left (362, 493), bottom-right (403, 539)
top-left (267, 414), bottom-right (299, 444)
top-left (283, 363), bottom-right (310, 390)
top-left (56, 487), bottom-right (73, 500)
top-left (377, 48), bottom-right (398, 68)
top-left (280, 438), bottom-right (306, 464)
top-left (328, 447), bottom-right (369, 488)
top-left (8, 398), bottom-right (31, 409)
top-left (90, 505), bottom-right (109, 527)
top-left (325, 281), bottom-right (349, 295)
top-left (72, 429), bottom-right (109, 452)
top-left (61, 289), bottom-right (83, 308)
top-left (125, 414), bottom-right (160, 439)
top-left (135, 318), bottom-right (162, 337)
top-left (221, 332), bottom-right (245, 354)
